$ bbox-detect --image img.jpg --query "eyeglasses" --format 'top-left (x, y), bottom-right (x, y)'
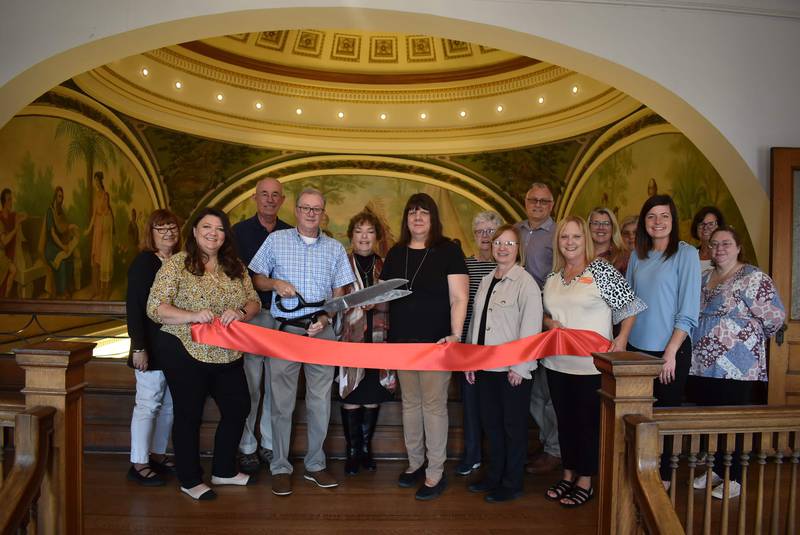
top-left (698, 221), bottom-right (718, 229)
top-left (709, 240), bottom-right (736, 249)
top-left (492, 240), bottom-right (519, 247)
top-left (590, 221), bottom-right (612, 228)
top-left (297, 205), bottom-right (324, 215)
top-left (473, 228), bottom-right (497, 236)
top-left (153, 226), bottom-right (178, 235)
top-left (526, 198), bottom-right (553, 206)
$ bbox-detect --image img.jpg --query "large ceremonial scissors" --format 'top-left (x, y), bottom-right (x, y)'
top-left (274, 278), bottom-right (411, 317)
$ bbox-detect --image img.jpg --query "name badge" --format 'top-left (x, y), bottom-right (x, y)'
top-left (578, 276), bottom-right (594, 284)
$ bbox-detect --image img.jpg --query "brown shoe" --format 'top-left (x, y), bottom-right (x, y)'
top-left (271, 473), bottom-right (292, 496)
top-left (526, 453), bottom-right (561, 474)
top-left (303, 469), bottom-right (339, 488)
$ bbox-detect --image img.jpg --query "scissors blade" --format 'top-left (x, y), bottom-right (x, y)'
top-left (322, 278), bottom-right (409, 314)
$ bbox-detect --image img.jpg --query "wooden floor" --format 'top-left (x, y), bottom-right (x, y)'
top-left (84, 454), bottom-right (597, 534)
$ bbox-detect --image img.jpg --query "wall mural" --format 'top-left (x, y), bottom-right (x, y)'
top-left (0, 95), bottom-right (756, 304)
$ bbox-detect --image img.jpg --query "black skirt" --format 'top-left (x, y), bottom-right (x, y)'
top-left (338, 369), bottom-right (394, 404)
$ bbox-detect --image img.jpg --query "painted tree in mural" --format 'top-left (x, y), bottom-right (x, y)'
top-left (667, 136), bottom-right (721, 220)
top-left (593, 147), bottom-right (634, 216)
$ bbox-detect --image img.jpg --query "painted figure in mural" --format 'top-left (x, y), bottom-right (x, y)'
top-left (541, 216), bottom-right (645, 508)
top-left (86, 171), bottom-right (108, 297)
top-left (127, 207), bottom-right (140, 264)
top-left (233, 177), bottom-right (291, 476)
top-left (464, 224), bottom-right (541, 503)
top-left (0, 188), bottom-right (27, 297)
top-left (126, 209), bottom-right (181, 487)
top-left (146, 207), bottom-right (261, 500)
top-left (588, 207), bottom-right (630, 274)
top-left (249, 187), bottom-right (355, 497)
top-left (619, 215), bottom-right (638, 253)
top-left (514, 182), bottom-right (561, 476)
top-left (647, 178), bottom-right (658, 197)
top-left (690, 206), bottom-right (726, 273)
top-left (626, 194), bottom-right (700, 486)
top-left (380, 192), bottom-right (468, 501)
top-left (338, 209), bottom-right (396, 476)
top-left (43, 186), bottom-right (79, 299)
top-left (86, 189), bottom-right (115, 299)
top-left (456, 210), bottom-right (503, 478)
top-left (688, 225), bottom-right (785, 499)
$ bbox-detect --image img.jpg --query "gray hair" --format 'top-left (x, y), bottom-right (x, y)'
top-left (296, 187), bottom-right (326, 208)
top-left (528, 182), bottom-right (553, 195)
top-left (472, 210), bottom-right (503, 230)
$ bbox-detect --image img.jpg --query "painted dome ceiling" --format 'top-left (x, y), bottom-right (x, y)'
top-left (73, 30), bottom-right (642, 153)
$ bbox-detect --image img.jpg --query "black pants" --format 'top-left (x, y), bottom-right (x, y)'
top-left (476, 371), bottom-right (532, 491)
top-left (547, 369), bottom-right (601, 477)
top-left (628, 338), bottom-right (692, 480)
top-left (163, 352), bottom-right (250, 488)
top-left (687, 375), bottom-right (766, 482)
top-left (460, 372), bottom-right (482, 465)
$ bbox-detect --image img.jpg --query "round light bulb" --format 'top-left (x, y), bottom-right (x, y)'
top-left (141, 68), bottom-right (149, 77)
top-left (337, 111), bottom-right (345, 119)
top-left (537, 96), bottom-right (545, 104)
top-left (496, 105), bottom-right (504, 112)
top-left (255, 102), bottom-right (263, 110)
top-left (216, 93), bottom-right (224, 102)
top-left (459, 110), bottom-right (467, 118)
top-left (419, 112), bottom-right (427, 120)
top-left (174, 81), bottom-right (182, 89)
top-left (295, 108), bottom-right (303, 115)
top-left (379, 113), bottom-right (387, 120)
top-left (572, 85), bottom-right (579, 94)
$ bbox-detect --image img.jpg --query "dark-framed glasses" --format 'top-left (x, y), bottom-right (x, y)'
top-left (153, 225), bottom-right (178, 235)
top-left (698, 221), bottom-right (718, 230)
top-left (526, 198), bottom-right (553, 206)
top-left (297, 205), bottom-right (324, 215)
top-left (590, 221), bottom-right (612, 228)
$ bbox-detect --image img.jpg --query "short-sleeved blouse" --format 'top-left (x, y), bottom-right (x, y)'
top-left (146, 251), bottom-right (259, 364)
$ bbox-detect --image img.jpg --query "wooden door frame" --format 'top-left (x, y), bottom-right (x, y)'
top-left (768, 148), bottom-right (800, 404)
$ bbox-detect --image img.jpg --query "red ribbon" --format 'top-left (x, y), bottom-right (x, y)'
top-left (191, 319), bottom-right (611, 371)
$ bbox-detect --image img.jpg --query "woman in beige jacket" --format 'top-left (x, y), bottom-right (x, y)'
top-left (465, 224), bottom-right (543, 503)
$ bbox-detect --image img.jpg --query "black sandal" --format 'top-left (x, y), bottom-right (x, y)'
top-left (545, 479), bottom-right (574, 501)
top-left (560, 486), bottom-right (594, 508)
top-left (127, 464), bottom-right (166, 487)
top-left (149, 454), bottom-right (176, 474)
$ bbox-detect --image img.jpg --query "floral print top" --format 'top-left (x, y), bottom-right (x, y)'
top-left (146, 252), bottom-right (260, 364)
top-left (691, 264), bottom-right (785, 381)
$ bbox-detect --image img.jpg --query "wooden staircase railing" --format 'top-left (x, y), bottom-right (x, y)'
top-left (0, 406), bottom-right (56, 534)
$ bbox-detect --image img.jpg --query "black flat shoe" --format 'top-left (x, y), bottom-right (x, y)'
top-left (467, 480), bottom-right (496, 493)
top-left (415, 477), bottom-right (447, 501)
top-left (485, 487), bottom-right (522, 503)
top-left (149, 455), bottom-right (176, 475)
top-left (398, 466), bottom-right (425, 488)
top-left (127, 465), bottom-right (166, 487)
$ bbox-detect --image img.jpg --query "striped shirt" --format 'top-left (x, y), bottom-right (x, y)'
top-left (249, 228), bottom-right (355, 319)
top-left (460, 256), bottom-right (496, 342)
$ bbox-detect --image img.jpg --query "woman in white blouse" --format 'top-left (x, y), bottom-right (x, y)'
top-left (541, 216), bottom-right (645, 508)
top-left (465, 224), bottom-right (543, 503)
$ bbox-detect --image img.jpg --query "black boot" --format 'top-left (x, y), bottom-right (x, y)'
top-left (361, 406), bottom-right (379, 471)
top-left (341, 406), bottom-right (363, 475)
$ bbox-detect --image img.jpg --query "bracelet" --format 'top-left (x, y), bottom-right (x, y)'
top-left (239, 307), bottom-right (247, 318)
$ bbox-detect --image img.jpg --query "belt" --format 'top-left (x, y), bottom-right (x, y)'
top-left (274, 316), bottom-right (313, 334)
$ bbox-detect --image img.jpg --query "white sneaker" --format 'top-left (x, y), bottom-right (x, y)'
top-left (693, 471), bottom-right (723, 489)
top-left (712, 480), bottom-right (741, 499)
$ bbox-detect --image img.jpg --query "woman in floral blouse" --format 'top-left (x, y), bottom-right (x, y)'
top-left (147, 207), bottom-right (261, 500)
top-left (688, 225), bottom-right (785, 498)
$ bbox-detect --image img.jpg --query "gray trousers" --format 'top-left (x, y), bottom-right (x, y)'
top-left (269, 323), bottom-right (335, 475)
top-left (530, 366), bottom-right (561, 458)
top-left (239, 309), bottom-right (275, 454)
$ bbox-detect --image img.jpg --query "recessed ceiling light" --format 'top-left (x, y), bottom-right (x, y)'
top-left (337, 111), bottom-right (345, 119)
top-left (215, 93), bottom-right (224, 102)
top-left (255, 102), bottom-right (263, 110)
top-left (459, 110), bottom-right (467, 118)
top-left (419, 112), bottom-right (427, 120)
top-left (174, 81), bottom-right (182, 89)
top-left (537, 96), bottom-right (545, 104)
top-left (571, 85), bottom-right (579, 94)
top-left (496, 105), bottom-right (504, 112)
top-left (379, 113), bottom-right (387, 120)
top-left (141, 68), bottom-right (150, 77)
top-left (295, 108), bottom-right (303, 115)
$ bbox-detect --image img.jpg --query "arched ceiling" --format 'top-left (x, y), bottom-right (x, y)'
top-left (73, 29), bottom-right (642, 154)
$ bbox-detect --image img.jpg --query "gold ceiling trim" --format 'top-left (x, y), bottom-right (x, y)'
top-left (144, 48), bottom-right (570, 104)
top-left (178, 40), bottom-right (537, 84)
top-left (86, 67), bottom-right (626, 137)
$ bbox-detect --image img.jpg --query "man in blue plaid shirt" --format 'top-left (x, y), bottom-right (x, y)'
top-left (249, 187), bottom-right (354, 497)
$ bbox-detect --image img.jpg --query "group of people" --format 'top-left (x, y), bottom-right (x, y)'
top-left (124, 177), bottom-right (785, 506)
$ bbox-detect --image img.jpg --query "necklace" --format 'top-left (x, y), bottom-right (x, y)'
top-left (354, 254), bottom-right (376, 286)
top-left (404, 247), bottom-right (430, 291)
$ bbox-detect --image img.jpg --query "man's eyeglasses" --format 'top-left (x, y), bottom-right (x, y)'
top-left (590, 221), bottom-right (612, 228)
top-left (526, 198), bottom-right (553, 206)
top-left (153, 226), bottom-right (178, 235)
top-left (297, 205), bottom-right (324, 215)
top-left (492, 240), bottom-right (519, 247)
top-left (473, 228), bottom-right (497, 236)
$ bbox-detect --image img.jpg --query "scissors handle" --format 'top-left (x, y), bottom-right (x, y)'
top-left (274, 292), bottom-right (308, 313)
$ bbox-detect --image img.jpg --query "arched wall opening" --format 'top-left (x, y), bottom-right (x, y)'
top-left (0, 5), bottom-right (769, 264)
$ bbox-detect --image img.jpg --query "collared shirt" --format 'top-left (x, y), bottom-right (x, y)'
top-left (233, 214), bottom-right (291, 309)
top-left (515, 217), bottom-right (555, 289)
top-left (249, 228), bottom-right (355, 319)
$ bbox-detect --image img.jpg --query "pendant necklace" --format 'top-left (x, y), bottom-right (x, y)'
top-left (405, 246), bottom-right (430, 291)
top-left (355, 254), bottom-right (376, 287)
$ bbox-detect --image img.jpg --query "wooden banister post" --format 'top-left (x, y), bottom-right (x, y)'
top-left (593, 351), bottom-right (662, 535)
top-left (14, 341), bottom-right (94, 535)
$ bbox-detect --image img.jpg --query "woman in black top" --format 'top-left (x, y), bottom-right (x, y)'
top-left (126, 209), bottom-right (181, 485)
top-left (380, 193), bottom-right (468, 500)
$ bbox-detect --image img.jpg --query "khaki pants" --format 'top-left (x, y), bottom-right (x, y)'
top-left (397, 370), bottom-right (451, 482)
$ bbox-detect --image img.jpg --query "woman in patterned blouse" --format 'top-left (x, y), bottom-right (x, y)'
top-left (147, 207), bottom-right (261, 500)
top-left (688, 225), bottom-right (785, 498)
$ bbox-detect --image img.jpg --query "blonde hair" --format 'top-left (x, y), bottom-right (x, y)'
top-left (588, 207), bottom-right (624, 265)
top-left (552, 216), bottom-right (594, 273)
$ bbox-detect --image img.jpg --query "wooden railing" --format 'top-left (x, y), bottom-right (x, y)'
top-left (0, 406), bottom-right (56, 534)
top-left (595, 351), bottom-right (800, 535)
